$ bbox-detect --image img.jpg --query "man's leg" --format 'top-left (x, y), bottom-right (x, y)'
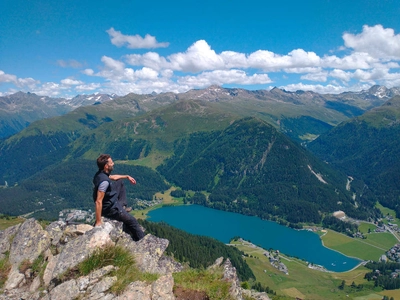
top-left (114, 180), bottom-right (132, 212)
top-left (114, 180), bottom-right (127, 207)
top-left (104, 205), bottom-right (144, 241)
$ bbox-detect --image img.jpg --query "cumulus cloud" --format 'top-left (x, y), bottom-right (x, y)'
top-left (125, 52), bottom-right (169, 71)
top-left (300, 71), bottom-right (328, 82)
top-left (32, 82), bottom-right (64, 97)
top-left (343, 25), bottom-right (400, 59)
top-left (61, 78), bottom-right (83, 85)
top-left (76, 83), bottom-right (101, 91)
top-left (82, 69), bottom-right (95, 76)
top-left (329, 69), bottom-right (353, 82)
top-left (178, 69), bottom-right (272, 88)
top-left (125, 40), bottom-right (324, 73)
top-left (78, 25), bottom-right (400, 96)
top-left (3, 25), bottom-right (400, 97)
top-left (0, 70), bottom-right (39, 89)
top-left (0, 70), bottom-right (17, 83)
top-left (322, 52), bottom-right (378, 70)
top-left (168, 40), bottom-right (225, 72)
top-left (107, 28), bottom-right (169, 49)
top-left (280, 83), bottom-right (371, 94)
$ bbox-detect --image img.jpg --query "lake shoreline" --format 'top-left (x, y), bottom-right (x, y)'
top-left (147, 204), bottom-right (361, 272)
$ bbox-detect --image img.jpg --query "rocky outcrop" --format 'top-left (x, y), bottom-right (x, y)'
top-left (0, 217), bottom-right (256, 300)
top-left (210, 257), bottom-right (271, 300)
top-left (0, 217), bottom-right (181, 299)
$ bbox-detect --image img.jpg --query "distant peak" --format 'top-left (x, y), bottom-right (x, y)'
top-left (206, 84), bottom-right (222, 89)
top-left (270, 87), bottom-right (288, 94)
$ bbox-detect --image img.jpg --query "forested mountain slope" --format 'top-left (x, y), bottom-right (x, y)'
top-left (157, 117), bottom-right (372, 223)
top-left (308, 96), bottom-right (400, 216)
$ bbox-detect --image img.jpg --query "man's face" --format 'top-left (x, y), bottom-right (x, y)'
top-left (105, 158), bottom-right (114, 173)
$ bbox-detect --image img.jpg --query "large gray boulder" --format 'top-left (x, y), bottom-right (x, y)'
top-left (0, 223), bottom-right (20, 260)
top-left (50, 222), bottom-right (114, 279)
top-left (4, 219), bottom-right (51, 290)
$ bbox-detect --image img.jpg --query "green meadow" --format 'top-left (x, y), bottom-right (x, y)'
top-left (0, 215), bottom-right (24, 230)
top-left (358, 222), bottom-right (377, 234)
top-left (376, 202), bottom-right (400, 227)
top-left (320, 230), bottom-right (397, 261)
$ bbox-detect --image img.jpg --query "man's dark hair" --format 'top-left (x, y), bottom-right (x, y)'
top-left (97, 154), bottom-right (111, 170)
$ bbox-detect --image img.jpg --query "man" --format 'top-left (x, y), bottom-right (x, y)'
top-left (93, 154), bottom-right (144, 241)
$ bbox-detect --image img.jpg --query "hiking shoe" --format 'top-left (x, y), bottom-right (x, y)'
top-left (123, 206), bottom-right (132, 212)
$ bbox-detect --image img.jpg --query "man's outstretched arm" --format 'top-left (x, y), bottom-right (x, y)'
top-left (109, 174), bottom-right (136, 185)
top-left (95, 190), bottom-right (105, 226)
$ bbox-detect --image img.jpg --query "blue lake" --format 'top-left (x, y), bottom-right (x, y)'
top-left (148, 204), bottom-right (361, 272)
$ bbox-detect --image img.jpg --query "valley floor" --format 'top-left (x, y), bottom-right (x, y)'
top-left (231, 239), bottom-right (400, 300)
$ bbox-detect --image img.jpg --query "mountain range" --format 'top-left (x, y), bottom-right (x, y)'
top-left (0, 85), bottom-right (399, 222)
top-left (0, 92), bottom-right (116, 138)
top-left (2, 85), bottom-right (399, 140)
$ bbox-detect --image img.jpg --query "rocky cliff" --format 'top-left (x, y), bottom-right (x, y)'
top-left (0, 217), bottom-right (270, 300)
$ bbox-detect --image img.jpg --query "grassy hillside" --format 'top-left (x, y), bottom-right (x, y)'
top-left (68, 100), bottom-right (240, 162)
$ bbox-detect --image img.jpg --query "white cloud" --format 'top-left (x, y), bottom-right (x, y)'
top-left (32, 82), bottom-right (64, 97)
top-left (178, 70), bottom-right (272, 88)
top-left (76, 83), bottom-right (101, 91)
top-left (300, 71), bottom-right (328, 82)
top-left (101, 56), bottom-right (125, 73)
top-left (56, 59), bottom-right (84, 68)
top-left (280, 83), bottom-right (371, 94)
top-left (125, 52), bottom-right (169, 71)
top-left (322, 52), bottom-right (378, 70)
top-left (284, 67), bottom-right (322, 74)
top-left (125, 41), bottom-right (324, 73)
top-left (247, 49), bottom-right (321, 71)
top-left (3, 25), bottom-right (400, 98)
top-left (353, 67), bottom-right (396, 83)
top-left (0, 70), bottom-right (39, 89)
top-left (168, 40), bottom-right (225, 72)
top-left (343, 25), bottom-right (400, 59)
top-left (0, 70), bottom-right (17, 83)
top-left (220, 51), bottom-right (247, 68)
top-left (329, 69), bottom-right (352, 82)
top-left (61, 78), bottom-right (83, 85)
top-left (106, 28), bottom-right (169, 49)
top-left (82, 69), bottom-right (94, 76)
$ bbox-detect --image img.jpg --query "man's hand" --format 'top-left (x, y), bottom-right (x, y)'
top-left (94, 221), bottom-right (103, 227)
top-left (127, 176), bottom-right (136, 185)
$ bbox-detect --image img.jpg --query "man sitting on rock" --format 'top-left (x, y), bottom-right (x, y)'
top-left (93, 154), bottom-right (144, 241)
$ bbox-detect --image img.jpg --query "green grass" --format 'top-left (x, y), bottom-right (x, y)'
top-left (0, 215), bottom-right (24, 230)
top-left (0, 252), bottom-right (11, 288)
top-left (358, 222), bottom-right (377, 234)
top-left (376, 202), bottom-right (400, 226)
top-left (173, 268), bottom-right (234, 300)
top-left (132, 187), bottom-right (185, 220)
top-left (364, 232), bottom-right (397, 249)
top-left (60, 244), bottom-right (158, 295)
top-left (321, 230), bottom-right (388, 261)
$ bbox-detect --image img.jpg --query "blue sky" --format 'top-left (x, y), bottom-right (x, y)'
top-left (1, 0), bottom-right (400, 98)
